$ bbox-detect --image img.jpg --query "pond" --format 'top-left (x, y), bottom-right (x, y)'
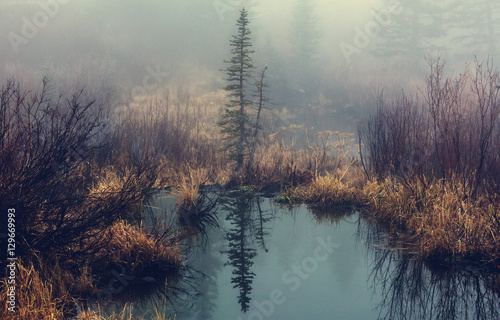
top-left (108, 192), bottom-right (500, 320)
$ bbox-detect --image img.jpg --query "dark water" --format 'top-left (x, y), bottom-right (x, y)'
top-left (113, 192), bottom-right (500, 320)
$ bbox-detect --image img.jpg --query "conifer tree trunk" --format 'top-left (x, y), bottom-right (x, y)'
top-left (217, 8), bottom-right (255, 172)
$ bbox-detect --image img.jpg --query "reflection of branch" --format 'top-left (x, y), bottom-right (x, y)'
top-left (359, 218), bottom-right (500, 320)
top-left (254, 197), bottom-right (271, 252)
top-left (220, 193), bottom-right (274, 312)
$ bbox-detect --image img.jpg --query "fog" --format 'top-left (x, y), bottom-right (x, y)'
top-left (1, 0), bottom-right (499, 133)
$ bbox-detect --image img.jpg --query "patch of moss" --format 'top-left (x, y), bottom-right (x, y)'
top-left (274, 194), bottom-right (300, 204)
top-left (238, 186), bottom-right (257, 194)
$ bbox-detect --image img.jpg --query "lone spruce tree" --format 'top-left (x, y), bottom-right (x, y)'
top-left (218, 8), bottom-right (255, 171)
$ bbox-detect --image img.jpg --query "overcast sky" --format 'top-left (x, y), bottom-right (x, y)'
top-left (0, 0), bottom-right (498, 95)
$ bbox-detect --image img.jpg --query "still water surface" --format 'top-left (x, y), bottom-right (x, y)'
top-left (134, 192), bottom-right (500, 320)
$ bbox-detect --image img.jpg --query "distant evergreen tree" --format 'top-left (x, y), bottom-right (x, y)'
top-left (288, 0), bottom-right (321, 92)
top-left (260, 39), bottom-right (290, 102)
top-left (448, 0), bottom-right (500, 61)
top-left (373, 0), bottom-right (447, 63)
top-left (218, 8), bottom-right (256, 171)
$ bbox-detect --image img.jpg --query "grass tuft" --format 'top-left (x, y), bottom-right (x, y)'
top-left (0, 260), bottom-right (68, 320)
top-left (91, 221), bottom-right (182, 276)
top-left (362, 177), bottom-right (500, 260)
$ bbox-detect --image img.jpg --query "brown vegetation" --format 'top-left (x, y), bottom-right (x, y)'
top-left (5, 56), bottom-right (500, 318)
top-left (0, 79), bottom-right (187, 319)
top-left (0, 260), bottom-right (67, 320)
top-left (285, 58), bottom-right (500, 263)
top-left (363, 177), bottom-right (500, 260)
top-left (90, 221), bottom-right (182, 276)
top-left (0, 220), bottom-right (182, 320)
top-left (357, 58), bottom-right (500, 262)
top-left (359, 57), bottom-right (500, 197)
top-left (270, 58), bottom-right (500, 265)
top-left (0, 78), bottom-right (159, 264)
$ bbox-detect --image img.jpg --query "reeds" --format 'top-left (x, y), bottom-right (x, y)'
top-left (91, 221), bottom-right (182, 276)
top-left (112, 92), bottom-right (227, 189)
top-left (0, 260), bottom-right (68, 320)
top-left (354, 58), bottom-right (500, 261)
top-left (76, 302), bottom-right (172, 320)
top-left (362, 177), bottom-right (500, 260)
top-left (300, 172), bottom-right (360, 206)
top-left (359, 57), bottom-right (500, 198)
top-left (284, 167), bottom-right (500, 261)
top-left (0, 220), bottom-right (183, 319)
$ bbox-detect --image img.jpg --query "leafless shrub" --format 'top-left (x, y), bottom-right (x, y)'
top-left (359, 57), bottom-right (500, 198)
top-left (109, 94), bottom-right (224, 187)
top-left (0, 78), bottom-right (158, 264)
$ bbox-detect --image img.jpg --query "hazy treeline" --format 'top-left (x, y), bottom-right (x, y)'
top-left (2, 1), bottom-right (499, 138)
top-left (360, 57), bottom-right (500, 198)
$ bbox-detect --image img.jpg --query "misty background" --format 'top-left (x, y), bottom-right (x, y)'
top-left (1, 0), bottom-right (499, 135)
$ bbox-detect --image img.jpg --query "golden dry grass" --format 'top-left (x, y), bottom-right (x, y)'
top-left (0, 220), bottom-right (182, 320)
top-left (283, 163), bottom-right (500, 261)
top-left (236, 130), bottom-right (358, 188)
top-left (77, 300), bottom-right (171, 320)
top-left (301, 173), bottom-right (360, 205)
top-left (121, 88), bottom-right (361, 192)
top-left (0, 215), bottom-right (183, 319)
top-left (173, 166), bottom-right (223, 208)
top-left (90, 168), bottom-right (129, 196)
top-left (277, 156), bottom-right (365, 206)
top-left (362, 177), bottom-right (500, 260)
top-left (0, 260), bottom-right (68, 320)
top-left (76, 302), bottom-right (172, 320)
top-left (91, 221), bottom-right (182, 275)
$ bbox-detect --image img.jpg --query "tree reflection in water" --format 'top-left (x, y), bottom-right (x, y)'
top-left (143, 195), bottom-right (500, 319)
top-left (357, 214), bottom-right (500, 320)
top-left (219, 191), bottom-right (274, 312)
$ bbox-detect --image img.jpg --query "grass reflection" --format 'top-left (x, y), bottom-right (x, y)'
top-left (356, 212), bottom-right (500, 320)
